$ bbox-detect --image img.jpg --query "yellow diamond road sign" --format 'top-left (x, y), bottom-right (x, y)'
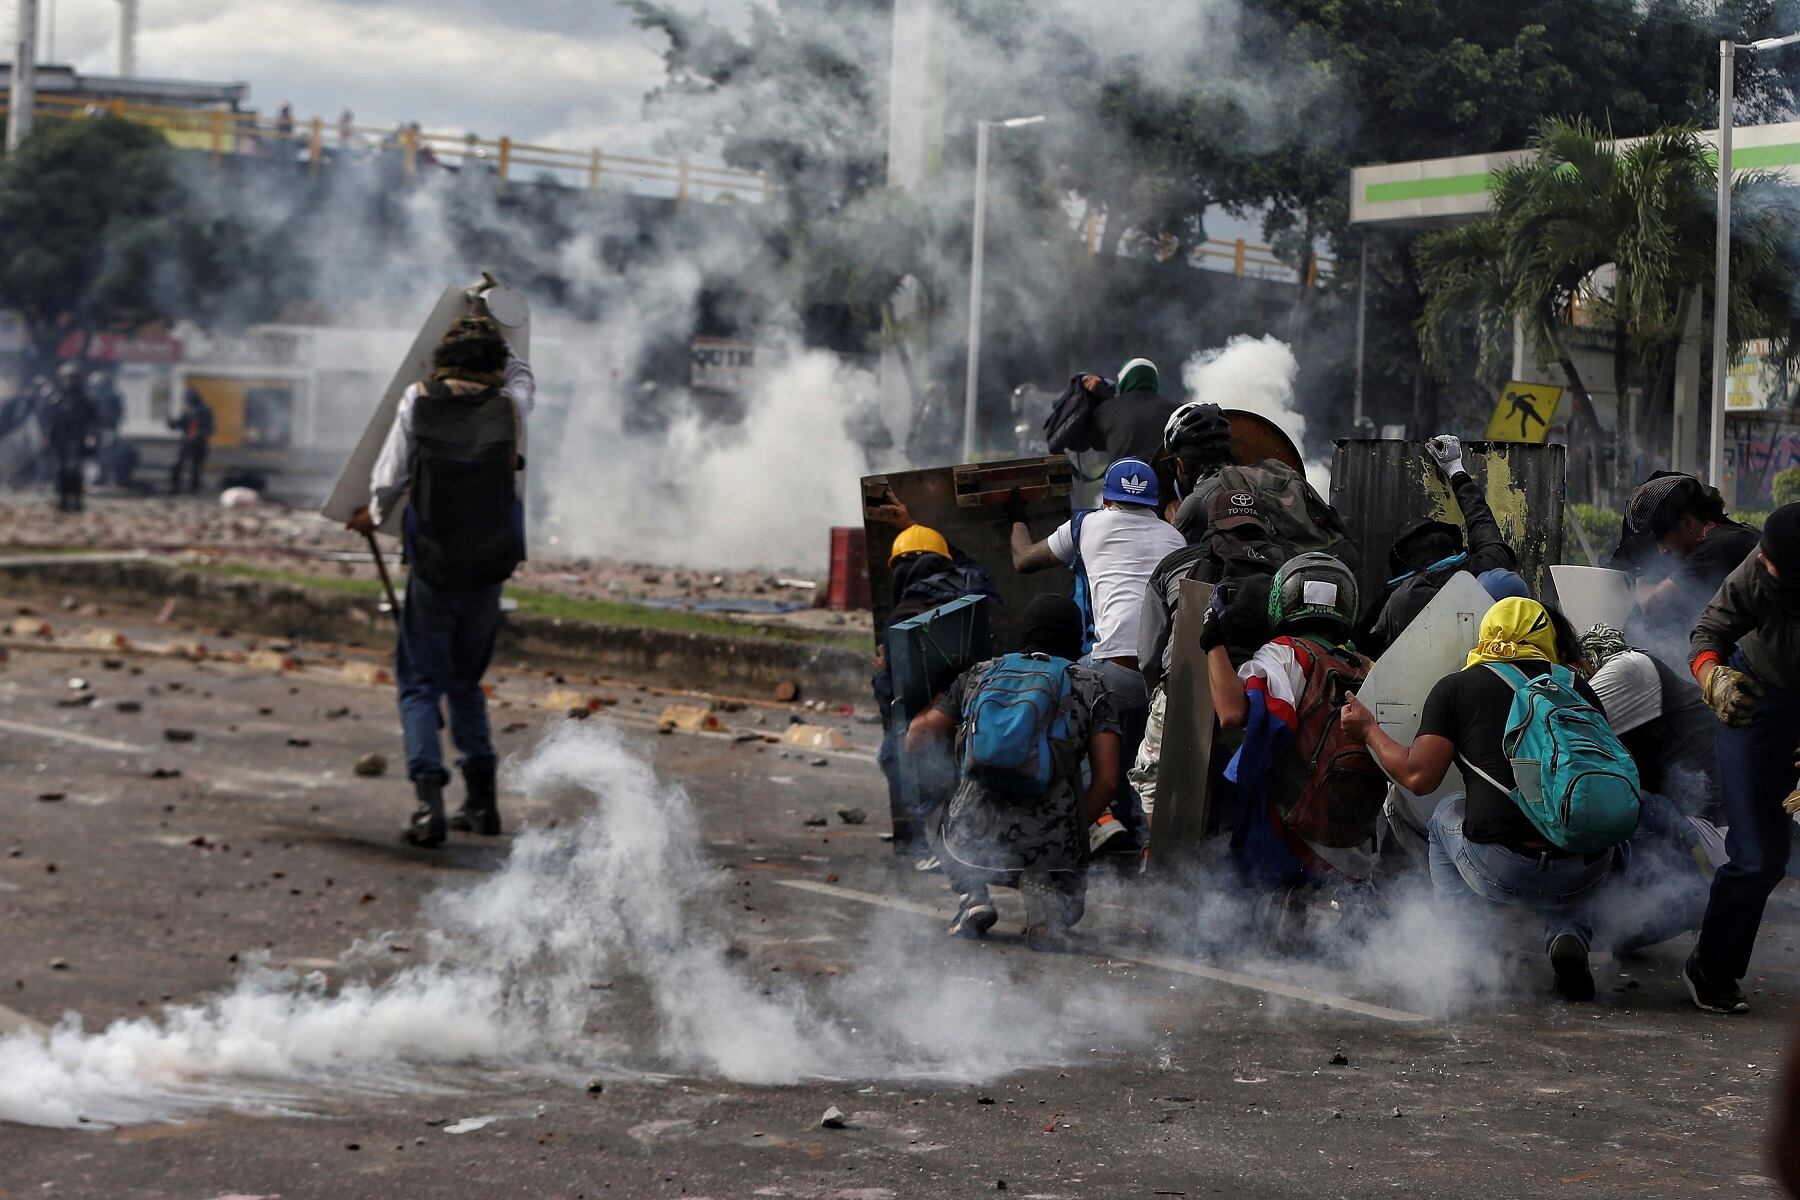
top-left (1484, 382), bottom-right (1563, 444)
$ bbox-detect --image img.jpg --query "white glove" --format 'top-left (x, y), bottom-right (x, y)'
top-left (1426, 435), bottom-right (1466, 479)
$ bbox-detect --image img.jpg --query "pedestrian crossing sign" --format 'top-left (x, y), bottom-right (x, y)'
top-left (1483, 381), bottom-right (1563, 444)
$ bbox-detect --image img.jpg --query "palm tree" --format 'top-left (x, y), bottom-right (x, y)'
top-left (1419, 116), bottom-right (1800, 498)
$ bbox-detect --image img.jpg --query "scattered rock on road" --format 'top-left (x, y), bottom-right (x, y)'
top-left (819, 1106), bottom-right (846, 1129)
top-left (836, 807), bottom-right (867, 825)
top-left (353, 753), bottom-right (388, 778)
top-left (163, 728), bottom-right (196, 743)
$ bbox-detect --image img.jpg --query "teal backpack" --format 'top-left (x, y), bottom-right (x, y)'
top-left (960, 653), bottom-right (1076, 794)
top-left (1464, 663), bottom-right (1641, 853)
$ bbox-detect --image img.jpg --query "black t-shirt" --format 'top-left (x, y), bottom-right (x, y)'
top-left (1417, 661), bottom-right (1606, 847)
top-left (1091, 392), bottom-right (1178, 466)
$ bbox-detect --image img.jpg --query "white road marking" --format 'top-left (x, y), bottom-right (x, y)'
top-left (0, 717), bottom-right (321, 791)
top-left (0, 716), bottom-right (144, 755)
top-left (776, 879), bottom-right (1431, 1025)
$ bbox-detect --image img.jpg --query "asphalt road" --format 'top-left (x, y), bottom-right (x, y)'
top-left (3, 601), bottom-right (1799, 1199)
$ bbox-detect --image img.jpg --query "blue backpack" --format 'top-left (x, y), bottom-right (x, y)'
top-left (1465, 663), bottom-right (1641, 853)
top-left (960, 653), bottom-right (1077, 794)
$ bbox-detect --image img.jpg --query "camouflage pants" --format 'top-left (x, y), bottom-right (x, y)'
top-left (1129, 685), bottom-right (1166, 818)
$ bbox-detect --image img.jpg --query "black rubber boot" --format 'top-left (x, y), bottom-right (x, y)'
top-left (449, 761), bottom-right (501, 836)
top-left (402, 773), bottom-right (448, 847)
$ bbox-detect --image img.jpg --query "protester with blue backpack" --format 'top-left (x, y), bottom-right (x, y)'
top-left (1341, 596), bottom-right (1640, 1002)
top-left (1006, 457), bottom-right (1183, 859)
top-left (905, 595), bottom-right (1122, 948)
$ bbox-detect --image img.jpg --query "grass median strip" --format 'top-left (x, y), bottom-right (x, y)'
top-left (193, 560), bottom-right (868, 650)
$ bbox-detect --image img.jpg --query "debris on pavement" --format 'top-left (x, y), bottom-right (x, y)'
top-left (163, 728), bottom-right (196, 743)
top-left (443, 1116), bottom-right (499, 1134)
top-left (781, 724), bottom-right (849, 751)
top-left (835, 807), bottom-right (867, 825)
top-left (819, 1106), bottom-right (847, 1129)
top-left (659, 703), bottom-right (721, 733)
top-left (353, 753), bottom-right (388, 778)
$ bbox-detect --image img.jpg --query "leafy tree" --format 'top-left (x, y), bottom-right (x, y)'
top-left (0, 116), bottom-right (255, 367)
top-left (1419, 116), bottom-right (1800, 496)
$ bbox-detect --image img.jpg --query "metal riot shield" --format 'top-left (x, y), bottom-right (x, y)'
top-left (1148, 578), bottom-right (1215, 871)
top-left (863, 456), bottom-right (1076, 652)
top-left (321, 274), bottom-right (530, 533)
top-left (1356, 571), bottom-right (1491, 838)
top-left (1329, 440), bottom-right (1566, 603)
top-left (1547, 565), bottom-right (1633, 636)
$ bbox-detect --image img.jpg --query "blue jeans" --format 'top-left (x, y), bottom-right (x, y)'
top-left (1084, 656), bottom-right (1150, 846)
top-left (396, 574), bottom-right (503, 782)
top-left (1591, 791), bottom-right (1712, 954)
top-left (1427, 795), bottom-right (1614, 952)
top-left (1695, 652), bottom-right (1800, 980)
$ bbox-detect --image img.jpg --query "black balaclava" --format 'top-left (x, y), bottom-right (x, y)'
top-left (890, 551), bottom-right (952, 600)
top-left (1020, 594), bottom-right (1084, 663)
top-left (1760, 504), bottom-right (1800, 603)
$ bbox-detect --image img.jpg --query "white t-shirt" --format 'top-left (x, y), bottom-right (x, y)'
top-left (1588, 649), bottom-right (1663, 735)
top-left (1048, 505), bottom-right (1185, 661)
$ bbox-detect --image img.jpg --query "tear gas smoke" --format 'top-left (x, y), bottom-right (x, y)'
top-left (0, 723), bottom-right (1137, 1129)
top-left (1181, 334), bottom-right (1331, 492)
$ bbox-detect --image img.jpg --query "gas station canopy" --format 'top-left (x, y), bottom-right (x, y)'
top-left (1349, 119), bottom-right (1800, 229)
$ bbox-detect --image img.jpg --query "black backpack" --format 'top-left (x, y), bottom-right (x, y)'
top-left (407, 381), bottom-right (525, 588)
top-left (1043, 374), bottom-right (1111, 455)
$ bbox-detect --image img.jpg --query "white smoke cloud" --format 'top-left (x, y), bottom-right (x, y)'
top-left (1181, 333), bottom-right (1330, 492)
top-left (0, 723), bottom-right (1136, 1129)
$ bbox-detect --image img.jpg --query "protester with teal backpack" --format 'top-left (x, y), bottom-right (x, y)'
top-left (906, 596), bottom-right (1122, 948)
top-left (1342, 597), bottom-right (1639, 1002)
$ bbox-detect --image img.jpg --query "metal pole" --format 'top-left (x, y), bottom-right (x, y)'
top-left (1353, 239), bottom-right (1369, 428)
top-left (6, 0), bottom-right (40, 152)
top-left (962, 119), bottom-right (990, 463)
top-left (117, 0), bottom-right (138, 77)
top-left (1709, 39), bottom-right (1734, 491)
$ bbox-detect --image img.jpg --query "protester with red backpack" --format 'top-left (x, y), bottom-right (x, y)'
top-left (1206, 553), bottom-right (1389, 923)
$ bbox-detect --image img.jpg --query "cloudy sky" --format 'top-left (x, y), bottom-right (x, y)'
top-left (25, 0), bottom-right (748, 156)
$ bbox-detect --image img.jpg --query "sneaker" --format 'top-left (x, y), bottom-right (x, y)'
top-left (912, 853), bottom-right (941, 873)
top-left (1088, 812), bottom-right (1129, 855)
top-left (1548, 934), bottom-right (1596, 1002)
top-left (949, 894), bottom-right (998, 939)
top-left (1684, 952), bottom-right (1749, 1014)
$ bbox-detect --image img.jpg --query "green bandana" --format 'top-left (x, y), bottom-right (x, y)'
top-left (1117, 357), bottom-right (1159, 394)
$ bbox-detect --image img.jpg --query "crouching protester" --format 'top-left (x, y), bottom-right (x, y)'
top-left (905, 596), bottom-right (1122, 948)
top-left (346, 317), bottom-right (534, 847)
top-left (1342, 598), bottom-right (1641, 1001)
top-left (1206, 553), bottom-right (1389, 921)
top-left (1683, 503), bottom-right (1800, 1014)
top-left (868, 495), bottom-right (1002, 868)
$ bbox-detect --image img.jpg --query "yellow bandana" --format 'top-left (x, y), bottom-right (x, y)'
top-left (1465, 596), bottom-right (1559, 669)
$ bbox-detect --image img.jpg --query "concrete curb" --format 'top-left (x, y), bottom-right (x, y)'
top-left (0, 555), bottom-right (871, 704)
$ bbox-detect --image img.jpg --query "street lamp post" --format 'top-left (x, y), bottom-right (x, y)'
top-left (5, 0), bottom-right (40, 153)
top-left (963, 114), bottom-right (1045, 463)
top-left (1711, 32), bottom-right (1800, 493)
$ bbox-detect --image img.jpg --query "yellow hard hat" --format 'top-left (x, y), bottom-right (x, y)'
top-left (888, 524), bottom-right (950, 566)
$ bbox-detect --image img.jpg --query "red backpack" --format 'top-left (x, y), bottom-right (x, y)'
top-left (1267, 637), bottom-right (1388, 864)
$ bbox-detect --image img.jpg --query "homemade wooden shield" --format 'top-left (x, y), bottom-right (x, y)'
top-left (886, 594), bottom-right (995, 842)
top-left (1148, 578), bottom-right (1215, 871)
top-left (320, 275), bottom-right (530, 533)
top-left (863, 456), bottom-right (1076, 650)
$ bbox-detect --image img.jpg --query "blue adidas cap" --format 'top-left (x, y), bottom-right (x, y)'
top-left (1102, 458), bottom-right (1158, 506)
